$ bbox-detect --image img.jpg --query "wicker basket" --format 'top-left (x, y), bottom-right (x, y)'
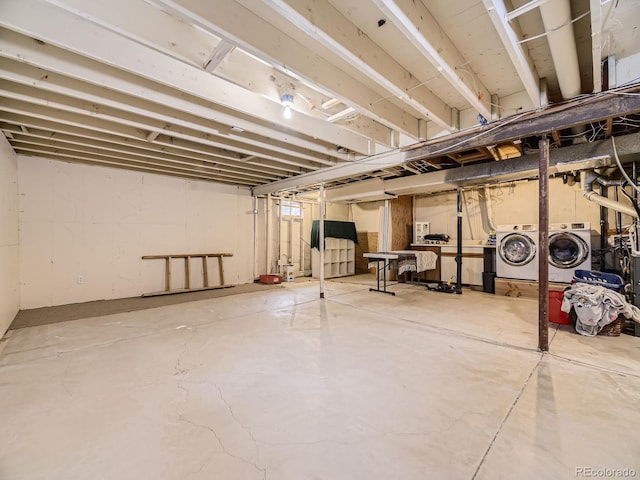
top-left (568, 309), bottom-right (623, 337)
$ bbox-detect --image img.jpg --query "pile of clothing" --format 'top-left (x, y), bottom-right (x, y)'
top-left (561, 283), bottom-right (640, 336)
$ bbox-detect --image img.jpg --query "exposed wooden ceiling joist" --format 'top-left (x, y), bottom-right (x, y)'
top-left (153, 0), bottom-right (423, 138)
top-left (372, 0), bottom-right (492, 119)
top-left (260, 0), bottom-right (453, 131)
top-left (0, 0), bottom-right (371, 155)
top-left (481, 0), bottom-right (541, 107)
top-left (0, 0), bottom-right (637, 192)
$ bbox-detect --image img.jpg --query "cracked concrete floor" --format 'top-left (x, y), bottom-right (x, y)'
top-left (0, 280), bottom-right (639, 479)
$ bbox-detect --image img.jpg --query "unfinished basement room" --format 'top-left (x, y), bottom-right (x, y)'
top-left (1, 0), bottom-right (640, 479)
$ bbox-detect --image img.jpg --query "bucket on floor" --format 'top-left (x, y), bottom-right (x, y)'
top-left (259, 274), bottom-right (282, 284)
top-left (549, 290), bottom-right (570, 324)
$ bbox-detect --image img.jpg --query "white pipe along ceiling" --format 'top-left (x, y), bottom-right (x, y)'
top-left (539, 0), bottom-right (582, 100)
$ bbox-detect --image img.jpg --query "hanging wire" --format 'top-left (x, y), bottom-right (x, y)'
top-left (612, 136), bottom-right (640, 196)
top-left (517, 10), bottom-right (590, 44)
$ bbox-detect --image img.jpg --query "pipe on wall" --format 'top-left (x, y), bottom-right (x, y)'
top-left (581, 170), bottom-right (638, 218)
top-left (483, 186), bottom-right (498, 232)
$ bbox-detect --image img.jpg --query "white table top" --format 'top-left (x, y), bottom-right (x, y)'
top-left (363, 252), bottom-right (402, 260)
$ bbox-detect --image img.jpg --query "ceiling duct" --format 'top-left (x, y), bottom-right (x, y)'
top-left (538, 0), bottom-right (581, 100)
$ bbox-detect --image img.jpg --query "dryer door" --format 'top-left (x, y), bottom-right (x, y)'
top-left (498, 233), bottom-right (537, 266)
top-left (549, 232), bottom-right (589, 268)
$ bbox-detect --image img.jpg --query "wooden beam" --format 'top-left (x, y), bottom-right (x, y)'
top-left (605, 117), bottom-right (613, 138)
top-left (405, 86), bottom-right (640, 162)
top-left (551, 130), bottom-right (562, 147)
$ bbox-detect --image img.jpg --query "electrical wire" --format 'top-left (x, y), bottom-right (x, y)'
top-left (619, 186), bottom-right (640, 218)
top-left (517, 10), bottom-right (590, 45)
top-left (612, 136), bottom-right (640, 196)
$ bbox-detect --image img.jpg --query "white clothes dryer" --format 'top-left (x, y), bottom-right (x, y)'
top-left (496, 224), bottom-right (539, 281)
top-left (548, 222), bottom-right (592, 283)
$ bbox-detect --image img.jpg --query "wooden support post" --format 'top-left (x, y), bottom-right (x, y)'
top-left (538, 137), bottom-right (550, 352)
top-left (202, 256), bottom-right (209, 288)
top-left (184, 256), bottom-right (190, 290)
top-left (218, 255), bottom-right (225, 286)
top-left (605, 117), bottom-right (613, 138)
top-left (165, 257), bottom-right (171, 292)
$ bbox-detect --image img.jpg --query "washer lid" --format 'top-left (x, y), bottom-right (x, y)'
top-left (549, 232), bottom-right (589, 268)
top-left (499, 233), bottom-right (537, 266)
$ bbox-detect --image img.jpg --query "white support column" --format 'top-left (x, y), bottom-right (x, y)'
top-left (319, 184), bottom-right (325, 299)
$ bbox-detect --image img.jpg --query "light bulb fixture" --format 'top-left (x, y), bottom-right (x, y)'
top-left (281, 93), bottom-right (294, 119)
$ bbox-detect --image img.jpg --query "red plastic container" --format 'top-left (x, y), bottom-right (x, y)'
top-left (548, 290), bottom-right (570, 324)
top-left (259, 274), bottom-right (282, 284)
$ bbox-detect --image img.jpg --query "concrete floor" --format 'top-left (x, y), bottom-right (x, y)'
top-left (1, 279), bottom-right (639, 479)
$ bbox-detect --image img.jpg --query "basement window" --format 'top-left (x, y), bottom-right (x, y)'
top-left (281, 200), bottom-right (302, 218)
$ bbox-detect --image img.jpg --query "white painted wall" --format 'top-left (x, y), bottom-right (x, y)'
top-left (0, 136), bottom-right (20, 337)
top-left (349, 201), bottom-right (384, 232)
top-left (18, 156), bottom-right (254, 309)
top-left (414, 177), bottom-right (605, 243)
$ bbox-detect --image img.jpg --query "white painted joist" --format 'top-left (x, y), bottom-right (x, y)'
top-left (0, 0), bottom-right (371, 155)
top-left (0, 112), bottom-right (300, 175)
top-left (153, 0), bottom-right (423, 139)
top-left (253, 148), bottom-right (406, 195)
top-left (212, 48), bottom-right (394, 147)
top-left (590, 0), bottom-right (602, 93)
top-left (10, 136), bottom-right (269, 184)
top-left (204, 40), bottom-right (235, 72)
top-left (13, 145), bottom-right (260, 185)
top-left (482, 0), bottom-right (541, 107)
top-left (6, 130), bottom-right (283, 181)
top-left (0, 27), bottom-right (347, 161)
top-left (0, 56), bottom-right (337, 167)
top-left (44, 0), bottom-right (218, 68)
top-left (372, 0), bottom-right (492, 119)
top-left (0, 85), bottom-right (324, 172)
top-left (258, 0), bottom-right (453, 131)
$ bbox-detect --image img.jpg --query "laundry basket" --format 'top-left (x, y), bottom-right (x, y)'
top-left (572, 269), bottom-right (625, 293)
top-left (568, 309), bottom-right (623, 336)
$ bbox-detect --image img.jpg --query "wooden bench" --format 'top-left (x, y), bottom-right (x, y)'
top-left (141, 253), bottom-right (233, 297)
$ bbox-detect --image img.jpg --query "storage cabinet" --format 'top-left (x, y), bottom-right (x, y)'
top-left (311, 237), bottom-right (355, 278)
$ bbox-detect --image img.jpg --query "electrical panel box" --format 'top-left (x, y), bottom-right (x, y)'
top-left (414, 222), bottom-right (430, 244)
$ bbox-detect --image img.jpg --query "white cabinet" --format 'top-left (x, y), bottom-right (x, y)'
top-left (311, 238), bottom-right (355, 278)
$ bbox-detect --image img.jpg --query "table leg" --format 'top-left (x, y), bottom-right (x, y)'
top-left (369, 259), bottom-right (395, 295)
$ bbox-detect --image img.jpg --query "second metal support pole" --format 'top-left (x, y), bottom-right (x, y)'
top-left (538, 137), bottom-right (550, 352)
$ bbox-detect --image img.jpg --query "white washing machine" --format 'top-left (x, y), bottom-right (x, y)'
top-left (496, 224), bottom-right (539, 281)
top-left (548, 222), bottom-right (592, 283)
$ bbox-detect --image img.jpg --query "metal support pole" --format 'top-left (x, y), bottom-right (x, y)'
top-left (599, 184), bottom-right (608, 253)
top-left (538, 137), bottom-right (550, 352)
top-left (456, 188), bottom-right (463, 294)
top-left (319, 183), bottom-right (325, 299)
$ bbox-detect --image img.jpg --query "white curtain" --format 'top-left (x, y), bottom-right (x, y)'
top-left (378, 201), bottom-right (392, 252)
